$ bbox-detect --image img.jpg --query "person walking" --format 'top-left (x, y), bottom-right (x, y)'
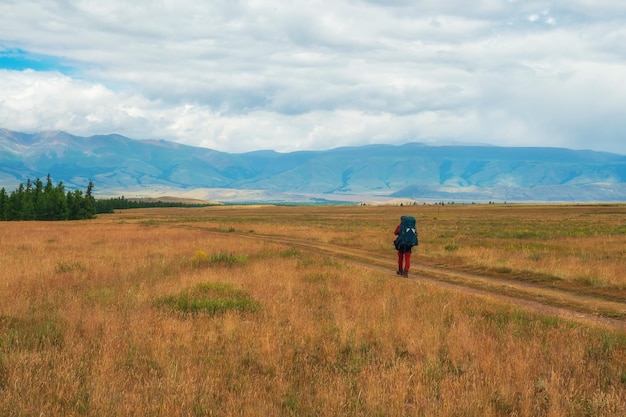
top-left (394, 215), bottom-right (418, 277)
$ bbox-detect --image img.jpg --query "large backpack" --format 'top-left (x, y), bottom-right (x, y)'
top-left (395, 215), bottom-right (418, 249)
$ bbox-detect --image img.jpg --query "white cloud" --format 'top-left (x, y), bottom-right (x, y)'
top-left (0, 0), bottom-right (625, 155)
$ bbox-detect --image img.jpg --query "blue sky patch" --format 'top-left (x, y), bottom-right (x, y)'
top-left (0, 48), bottom-right (76, 74)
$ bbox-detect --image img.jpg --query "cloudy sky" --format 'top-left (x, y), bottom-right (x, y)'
top-left (1, 0), bottom-right (625, 155)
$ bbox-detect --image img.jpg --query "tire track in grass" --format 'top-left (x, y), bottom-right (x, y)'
top-left (181, 225), bottom-right (626, 331)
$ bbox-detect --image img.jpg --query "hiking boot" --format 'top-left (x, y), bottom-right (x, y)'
top-left (403, 270), bottom-right (409, 277)
top-left (396, 270), bottom-right (403, 276)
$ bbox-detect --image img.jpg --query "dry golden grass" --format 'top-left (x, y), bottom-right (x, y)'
top-left (0, 204), bottom-right (625, 416)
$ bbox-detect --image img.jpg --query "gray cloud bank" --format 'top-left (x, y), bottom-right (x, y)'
top-left (1, 0), bottom-right (625, 154)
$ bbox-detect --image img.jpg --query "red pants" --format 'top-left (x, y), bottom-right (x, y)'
top-left (397, 251), bottom-right (411, 272)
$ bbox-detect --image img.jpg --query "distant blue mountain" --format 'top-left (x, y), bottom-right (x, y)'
top-left (1, 129), bottom-right (625, 202)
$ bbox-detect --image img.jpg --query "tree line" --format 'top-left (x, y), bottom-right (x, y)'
top-left (94, 196), bottom-right (212, 214)
top-left (0, 175), bottom-right (96, 221)
top-left (1, 175), bottom-right (217, 221)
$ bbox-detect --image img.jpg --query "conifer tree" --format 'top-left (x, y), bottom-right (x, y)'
top-left (0, 188), bottom-right (8, 221)
top-left (9, 183), bottom-right (26, 220)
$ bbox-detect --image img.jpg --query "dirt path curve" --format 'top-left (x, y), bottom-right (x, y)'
top-left (182, 225), bottom-right (626, 331)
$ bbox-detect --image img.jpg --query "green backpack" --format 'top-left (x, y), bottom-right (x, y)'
top-left (394, 216), bottom-right (419, 249)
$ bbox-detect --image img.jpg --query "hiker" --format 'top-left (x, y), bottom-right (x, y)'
top-left (394, 215), bottom-right (418, 277)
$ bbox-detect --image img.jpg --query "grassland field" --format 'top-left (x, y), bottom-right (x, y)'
top-left (0, 203), bottom-right (625, 416)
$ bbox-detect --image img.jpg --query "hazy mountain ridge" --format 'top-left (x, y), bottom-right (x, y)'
top-left (1, 129), bottom-right (625, 202)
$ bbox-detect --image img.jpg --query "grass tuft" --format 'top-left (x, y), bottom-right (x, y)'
top-left (575, 275), bottom-right (604, 288)
top-left (444, 243), bottom-right (459, 252)
top-left (154, 282), bottom-right (260, 315)
top-left (0, 314), bottom-right (64, 351)
top-left (55, 261), bottom-right (86, 273)
top-left (192, 250), bottom-right (248, 267)
top-left (0, 353), bottom-right (6, 390)
top-left (281, 248), bottom-right (301, 258)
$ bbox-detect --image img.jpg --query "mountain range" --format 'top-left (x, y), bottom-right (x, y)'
top-left (1, 129), bottom-right (625, 203)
